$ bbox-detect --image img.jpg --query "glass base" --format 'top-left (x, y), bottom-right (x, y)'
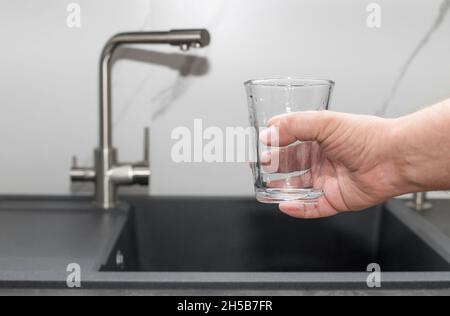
top-left (256, 188), bottom-right (323, 204)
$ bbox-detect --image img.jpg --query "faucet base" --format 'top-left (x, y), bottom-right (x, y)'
top-left (94, 147), bottom-right (118, 209)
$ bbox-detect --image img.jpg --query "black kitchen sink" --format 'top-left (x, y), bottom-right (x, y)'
top-left (101, 198), bottom-right (450, 273)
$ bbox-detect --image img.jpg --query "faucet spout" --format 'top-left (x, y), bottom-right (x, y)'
top-left (100, 29), bottom-right (210, 150)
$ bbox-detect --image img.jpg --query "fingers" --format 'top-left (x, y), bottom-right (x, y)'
top-left (261, 142), bottom-right (312, 173)
top-left (257, 111), bottom-right (344, 220)
top-left (259, 126), bottom-right (296, 148)
top-left (260, 111), bottom-right (340, 147)
top-left (279, 197), bottom-right (340, 219)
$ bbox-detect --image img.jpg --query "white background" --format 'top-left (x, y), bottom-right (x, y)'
top-left (0, 0), bottom-right (449, 197)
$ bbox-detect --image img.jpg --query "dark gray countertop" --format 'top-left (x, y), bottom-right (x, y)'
top-left (0, 195), bottom-right (449, 296)
top-left (0, 197), bottom-right (128, 274)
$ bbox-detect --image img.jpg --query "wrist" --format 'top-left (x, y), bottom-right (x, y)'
top-left (388, 101), bottom-right (450, 194)
top-left (386, 116), bottom-right (424, 195)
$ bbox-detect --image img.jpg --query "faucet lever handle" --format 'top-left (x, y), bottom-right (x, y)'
top-left (72, 156), bottom-right (78, 168)
top-left (142, 127), bottom-right (150, 166)
top-left (70, 155), bottom-right (96, 182)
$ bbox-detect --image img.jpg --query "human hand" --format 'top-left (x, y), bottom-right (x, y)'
top-left (260, 111), bottom-right (404, 219)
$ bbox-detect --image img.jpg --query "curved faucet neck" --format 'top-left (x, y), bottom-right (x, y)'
top-left (98, 30), bottom-right (210, 151)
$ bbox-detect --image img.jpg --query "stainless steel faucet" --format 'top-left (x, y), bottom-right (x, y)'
top-left (406, 192), bottom-right (433, 212)
top-left (70, 29), bottom-right (211, 209)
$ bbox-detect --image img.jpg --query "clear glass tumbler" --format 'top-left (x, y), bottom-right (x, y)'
top-left (245, 78), bottom-right (334, 204)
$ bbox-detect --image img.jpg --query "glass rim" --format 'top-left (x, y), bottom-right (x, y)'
top-left (244, 77), bottom-right (335, 88)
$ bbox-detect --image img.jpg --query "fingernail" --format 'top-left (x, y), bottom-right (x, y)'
top-left (260, 151), bottom-right (271, 164)
top-left (259, 127), bottom-right (279, 145)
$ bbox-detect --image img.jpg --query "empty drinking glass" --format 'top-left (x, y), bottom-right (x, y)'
top-left (245, 78), bottom-right (334, 204)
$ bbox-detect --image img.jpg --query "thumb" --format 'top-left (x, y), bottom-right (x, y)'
top-left (262, 111), bottom-right (341, 147)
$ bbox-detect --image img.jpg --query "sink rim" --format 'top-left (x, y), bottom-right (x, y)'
top-left (0, 271), bottom-right (449, 290)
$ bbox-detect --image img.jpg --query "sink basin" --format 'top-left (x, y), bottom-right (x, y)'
top-left (101, 198), bottom-right (450, 273)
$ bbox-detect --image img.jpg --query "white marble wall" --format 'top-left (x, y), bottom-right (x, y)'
top-left (0, 0), bottom-right (449, 197)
